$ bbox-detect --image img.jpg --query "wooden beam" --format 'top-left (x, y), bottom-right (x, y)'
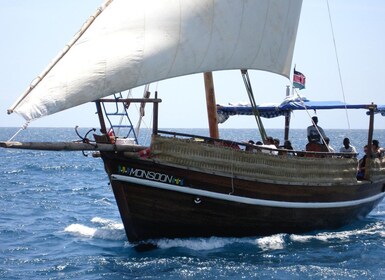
top-left (98, 98), bottom-right (162, 103)
top-left (0, 141), bottom-right (146, 152)
top-left (204, 72), bottom-right (219, 139)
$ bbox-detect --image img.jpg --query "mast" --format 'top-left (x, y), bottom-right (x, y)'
top-left (364, 103), bottom-right (376, 180)
top-left (204, 72), bottom-right (219, 138)
top-left (284, 85), bottom-right (291, 141)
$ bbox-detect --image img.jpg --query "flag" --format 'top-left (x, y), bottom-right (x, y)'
top-left (293, 68), bottom-right (306, 90)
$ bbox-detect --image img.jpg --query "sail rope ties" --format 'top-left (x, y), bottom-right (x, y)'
top-left (7, 121), bottom-right (30, 142)
top-left (326, 0), bottom-right (350, 130)
top-left (134, 84), bottom-right (151, 138)
top-left (241, 70), bottom-right (268, 142)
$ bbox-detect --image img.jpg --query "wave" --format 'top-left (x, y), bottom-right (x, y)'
top-left (64, 217), bottom-right (126, 240)
top-left (155, 236), bottom-right (244, 251)
top-left (63, 219), bottom-right (288, 251)
top-left (255, 233), bottom-right (286, 251)
top-left (137, 221), bottom-right (385, 251)
top-left (63, 218), bottom-right (385, 251)
top-left (290, 222), bottom-right (385, 243)
top-left (149, 234), bottom-right (287, 251)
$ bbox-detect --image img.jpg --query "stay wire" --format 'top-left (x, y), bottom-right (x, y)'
top-left (241, 70), bottom-right (267, 142)
top-left (292, 88), bottom-right (330, 152)
top-left (326, 0), bottom-right (350, 129)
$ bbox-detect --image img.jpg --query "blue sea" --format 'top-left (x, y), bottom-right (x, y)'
top-left (1, 127), bottom-right (385, 279)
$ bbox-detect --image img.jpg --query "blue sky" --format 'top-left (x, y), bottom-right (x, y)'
top-left (1, 0), bottom-right (385, 130)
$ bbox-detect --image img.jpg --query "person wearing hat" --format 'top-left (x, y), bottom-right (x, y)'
top-left (307, 116), bottom-right (327, 144)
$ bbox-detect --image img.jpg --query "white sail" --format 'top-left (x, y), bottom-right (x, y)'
top-left (9, 0), bottom-right (303, 121)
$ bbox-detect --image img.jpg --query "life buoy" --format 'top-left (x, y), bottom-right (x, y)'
top-left (139, 148), bottom-right (151, 158)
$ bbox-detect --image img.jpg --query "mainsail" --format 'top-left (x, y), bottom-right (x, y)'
top-left (9, 0), bottom-right (303, 121)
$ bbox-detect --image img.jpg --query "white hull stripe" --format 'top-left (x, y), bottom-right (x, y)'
top-left (111, 174), bottom-right (385, 209)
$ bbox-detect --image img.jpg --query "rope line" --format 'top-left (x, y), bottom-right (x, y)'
top-left (292, 89), bottom-right (331, 152)
top-left (326, 0), bottom-right (350, 130)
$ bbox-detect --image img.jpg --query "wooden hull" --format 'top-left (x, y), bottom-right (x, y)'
top-left (101, 152), bottom-right (385, 242)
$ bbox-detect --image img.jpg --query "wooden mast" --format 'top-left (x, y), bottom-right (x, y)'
top-left (364, 103), bottom-right (376, 180)
top-left (284, 86), bottom-right (291, 141)
top-left (204, 72), bottom-right (219, 138)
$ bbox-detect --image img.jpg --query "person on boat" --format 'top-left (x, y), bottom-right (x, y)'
top-left (245, 140), bottom-right (255, 151)
top-left (324, 137), bottom-right (335, 153)
top-left (279, 140), bottom-right (295, 156)
top-left (260, 136), bottom-right (278, 155)
top-left (357, 145), bottom-right (369, 180)
top-left (307, 116), bottom-right (327, 144)
top-left (283, 140), bottom-right (294, 150)
top-left (273, 138), bottom-right (280, 148)
top-left (339, 137), bottom-right (357, 158)
top-left (372, 139), bottom-right (385, 158)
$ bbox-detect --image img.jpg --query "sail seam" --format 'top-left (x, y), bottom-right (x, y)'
top-left (248, 1), bottom-right (270, 71)
top-left (195, 0), bottom-right (215, 72)
top-left (225, 1), bottom-right (245, 69)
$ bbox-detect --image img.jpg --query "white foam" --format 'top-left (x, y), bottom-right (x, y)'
top-left (156, 236), bottom-right (245, 251)
top-left (255, 234), bottom-right (286, 251)
top-left (64, 218), bottom-right (385, 246)
top-left (91, 217), bottom-right (124, 230)
top-left (64, 217), bottom-right (126, 240)
top-left (155, 234), bottom-right (290, 251)
top-left (64, 224), bottom-right (96, 238)
top-left (290, 222), bottom-right (385, 243)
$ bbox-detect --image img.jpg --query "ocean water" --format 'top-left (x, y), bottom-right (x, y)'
top-left (1, 127), bottom-right (385, 279)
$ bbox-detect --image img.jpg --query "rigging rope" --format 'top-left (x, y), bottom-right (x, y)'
top-left (292, 88), bottom-right (331, 152)
top-left (326, 0), bottom-right (350, 129)
top-left (241, 70), bottom-right (267, 142)
top-left (7, 122), bottom-right (30, 142)
top-left (133, 84), bottom-right (154, 145)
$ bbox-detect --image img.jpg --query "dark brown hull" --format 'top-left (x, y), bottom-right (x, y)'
top-left (101, 152), bottom-right (385, 242)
